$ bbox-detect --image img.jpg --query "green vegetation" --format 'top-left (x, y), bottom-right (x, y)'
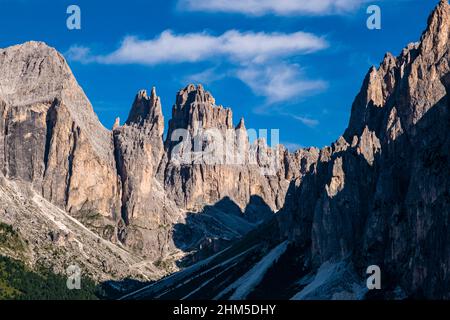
top-left (153, 258), bottom-right (174, 273)
top-left (0, 222), bottom-right (26, 253)
top-left (74, 211), bottom-right (116, 241)
top-left (0, 255), bottom-right (98, 300)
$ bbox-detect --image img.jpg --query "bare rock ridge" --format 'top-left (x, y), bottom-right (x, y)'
top-left (157, 83), bottom-right (311, 213)
top-left (278, 0), bottom-right (449, 299)
top-left (112, 87), bottom-right (183, 260)
top-left (112, 82), bottom-right (317, 260)
top-left (0, 42), bottom-right (163, 279)
top-left (0, 41), bottom-right (121, 219)
top-left (0, 41), bottom-right (316, 267)
top-left (120, 1), bottom-right (449, 300)
top-left (0, 1), bottom-right (448, 298)
top-left (163, 84), bottom-right (322, 212)
top-left (166, 83), bottom-right (232, 140)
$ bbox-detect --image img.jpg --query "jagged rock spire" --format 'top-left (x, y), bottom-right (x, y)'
top-left (126, 86), bottom-right (163, 127)
top-left (175, 84), bottom-right (216, 108)
top-left (236, 117), bottom-right (246, 130)
top-left (113, 117), bottom-right (120, 130)
top-left (165, 84), bottom-right (233, 148)
top-left (345, 0), bottom-right (449, 140)
top-left (420, 0), bottom-right (449, 55)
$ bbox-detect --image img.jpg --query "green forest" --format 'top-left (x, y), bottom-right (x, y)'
top-left (0, 255), bottom-right (98, 300)
top-left (0, 220), bottom-right (99, 300)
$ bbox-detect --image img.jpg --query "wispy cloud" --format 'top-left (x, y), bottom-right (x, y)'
top-left (182, 67), bottom-right (228, 85)
top-left (178, 0), bottom-right (369, 16)
top-left (76, 30), bottom-right (327, 65)
top-left (236, 63), bottom-right (327, 104)
top-left (66, 45), bottom-right (94, 63)
top-left (292, 115), bottom-right (320, 127)
top-left (67, 30), bottom-right (328, 104)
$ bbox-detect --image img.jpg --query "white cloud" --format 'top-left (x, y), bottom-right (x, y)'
top-left (65, 45), bottom-right (93, 63)
top-left (292, 115), bottom-right (320, 127)
top-left (90, 30), bottom-right (327, 65)
top-left (182, 67), bottom-right (228, 85)
top-left (67, 30), bottom-right (328, 104)
top-left (99, 32), bottom-right (218, 65)
top-left (178, 0), bottom-right (369, 16)
top-left (237, 63), bottom-right (327, 104)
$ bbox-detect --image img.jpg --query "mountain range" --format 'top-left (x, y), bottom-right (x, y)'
top-left (0, 0), bottom-right (448, 300)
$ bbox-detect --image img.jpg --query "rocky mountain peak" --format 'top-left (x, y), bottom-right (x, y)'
top-left (0, 41), bottom-right (65, 106)
top-left (278, 0), bottom-right (449, 299)
top-left (1, 1), bottom-right (448, 299)
top-left (0, 41), bottom-right (121, 218)
top-left (345, 0), bottom-right (449, 141)
top-left (380, 52), bottom-right (396, 72)
top-left (175, 83), bottom-right (216, 107)
top-left (0, 41), bottom-right (113, 160)
top-left (236, 117), bottom-right (246, 130)
top-left (113, 117), bottom-right (120, 129)
top-left (118, 86), bottom-right (165, 176)
top-left (125, 86), bottom-right (163, 127)
top-left (166, 84), bottom-right (233, 148)
top-left (420, 0), bottom-right (449, 55)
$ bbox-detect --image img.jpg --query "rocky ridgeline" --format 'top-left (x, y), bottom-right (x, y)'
top-left (0, 42), bottom-right (121, 217)
top-left (278, 0), bottom-right (449, 298)
top-left (0, 1), bottom-right (448, 297)
top-left (0, 40), bottom-right (318, 272)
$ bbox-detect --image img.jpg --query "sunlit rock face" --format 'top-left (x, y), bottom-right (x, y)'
top-left (0, 1), bottom-right (448, 299)
top-left (0, 42), bottom-right (318, 264)
top-left (157, 83), bottom-right (318, 213)
top-left (0, 41), bottom-right (121, 218)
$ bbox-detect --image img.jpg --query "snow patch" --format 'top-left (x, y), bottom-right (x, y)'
top-left (291, 260), bottom-right (367, 300)
top-left (216, 241), bottom-right (289, 300)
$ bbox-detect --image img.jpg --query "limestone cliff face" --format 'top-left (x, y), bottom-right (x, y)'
top-left (279, 0), bottom-right (450, 299)
top-left (1, 42), bottom-right (311, 263)
top-left (159, 84), bottom-right (246, 211)
top-left (0, 2), bottom-right (448, 298)
top-left (0, 42), bottom-right (121, 218)
top-left (157, 84), bottom-right (317, 215)
top-left (113, 88), bottom-right (165, 222)
top-left (0, 176), bottom-right (161, 282)
top-left (112, 88), bottom-right (183, 260)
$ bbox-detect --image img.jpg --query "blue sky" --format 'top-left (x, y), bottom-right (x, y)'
top-left (0, 0), bottom-right (439, 149)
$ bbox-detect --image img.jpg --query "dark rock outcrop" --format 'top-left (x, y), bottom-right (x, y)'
top-left (0, 1), bottom-right (448, 298)
top-left (279, 0), bottom-right (450, 299)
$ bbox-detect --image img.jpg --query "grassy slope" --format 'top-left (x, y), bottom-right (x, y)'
top-left (0, 255), bottom-right (99, 300)
top-left (0, 222), bottom-right (98, 300)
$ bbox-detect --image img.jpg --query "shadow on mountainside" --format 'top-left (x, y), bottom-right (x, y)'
top-left (228, 87), bottom-right (448, 300)
top-left (102, 88), bottom-right (449, 300)
top-left (173, 195), bottom-right (273, 267)
top-left (100, 72), bottom-right (449, 300)
top-left (274, 77), bottom-right (450, 299)
top-left (98, 195), bottom-right (275, 299)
